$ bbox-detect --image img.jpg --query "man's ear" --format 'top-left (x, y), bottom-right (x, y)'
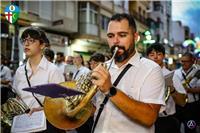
top-left (134, 32), bottom-right (140, 42)
top-left (40, 43), bottom-right (46, 50)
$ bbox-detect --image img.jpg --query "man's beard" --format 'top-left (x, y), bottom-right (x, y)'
top-left (110, 44), bottom-right (135, 62)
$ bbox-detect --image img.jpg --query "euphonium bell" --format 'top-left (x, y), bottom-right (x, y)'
top-left (43, 74), bottom-right (98, 130)
top-left (44, 47), bottom-right (119, 130)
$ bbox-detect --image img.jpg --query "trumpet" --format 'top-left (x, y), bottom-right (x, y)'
top-left (44, 47), bottom-right (119, 130)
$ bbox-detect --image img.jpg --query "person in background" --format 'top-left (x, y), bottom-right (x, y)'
top-left (91, 13), bottom-right (165, 133)
top-left (89, 53), bottom-right (105, 70)
top-left (55, 52), bottom-right (66, 75)
top-left (1, 54), bottom-right (13, 104)
top-left (72, 54), bottom-right (90, 81)
top-left (173, 52), bottom-right (200, 133)
top-left (147, 43), bottom-right (180, 133)
top-left (43, 48), bottom-right (55, 63)
top-left (13, 27), bottom-right (65, 133)
top-left (64, 56), bottom-right (76, 81)
top-left (71, 53), bottom-right (91, 133)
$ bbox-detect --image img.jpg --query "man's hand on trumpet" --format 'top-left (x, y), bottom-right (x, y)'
top-left (91, 63), bottom-right (112, 94)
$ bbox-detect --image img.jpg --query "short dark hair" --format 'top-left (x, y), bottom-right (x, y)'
top-left (110, 13), bottom-right (137, 32)
top-left (146, 43), bottom-right (165, 55)
top-left (44, 48), bottom-right (55, 61)
top-left (21, 27), bottom-right (49, 44)
top-left (89, 53), bottom-right (105, 63)
top-left (182, 52), bottom-right (196, 60)
top-left (56, 52), bottom-right (64, 57)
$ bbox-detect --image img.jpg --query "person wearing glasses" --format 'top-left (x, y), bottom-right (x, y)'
top-left (173, 52), bottom-right (200, 133)
top-left (13, 27), bottom-right (65, 133)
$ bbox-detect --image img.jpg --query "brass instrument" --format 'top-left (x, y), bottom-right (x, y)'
top-left (44, 47), bottom-right (119, 130)
top-left (165, 86), bottom-right (171, 102)
top-left (1, 98), bottom-right (29, 131)
top-left (172, 69), bottom-right (200, 107)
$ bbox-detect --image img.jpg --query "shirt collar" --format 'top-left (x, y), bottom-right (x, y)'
top-left (26, 56), bottom-right (48, 71)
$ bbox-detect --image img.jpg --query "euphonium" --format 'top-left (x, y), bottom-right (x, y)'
top-left (1, 98), bottom-right (29, 131)
top-left (44, 47), bottom-right (119, 130)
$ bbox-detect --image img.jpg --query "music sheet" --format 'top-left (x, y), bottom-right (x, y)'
top-left (165, 71), bottom-right (174, 86)
top-left (11, 110), bottom-right (46, 133)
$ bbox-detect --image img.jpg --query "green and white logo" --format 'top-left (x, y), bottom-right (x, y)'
top-left (4, 4), bottom-right (20, 24)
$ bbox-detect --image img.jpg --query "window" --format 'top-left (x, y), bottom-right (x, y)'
top-left (79, 2), bottom-right (98, 24)
top-left (153, 1), bottom-right (160, 11)
top-left (79, 2), bottom-right (87, 23)
top-left (89, 3), bottom-right (98, 24)
top-left (101, 15), bottom-right (110, 30)
top-left (114, 0), bottom-right (123, 7)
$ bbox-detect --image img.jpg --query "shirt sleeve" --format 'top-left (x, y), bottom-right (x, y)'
top-left (140, 66), bottom-right (165, 105)
top-left (48, 67), bottom-right (65, 83)
top-left (4, 67), bottom-right (12, 81)
top-left (172, 70), bottom-right (187, 94)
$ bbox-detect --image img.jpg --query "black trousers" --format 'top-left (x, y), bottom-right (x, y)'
top-left (76, 116), bottom-right (94, 133)
top-left (175, 101), bottom-right (200, 133)
top-left (39, 120), bottom-right (65, 133)
top-left (155, 114), bottom-right (181, 133)
top-left (1, 86), bottom-right (9, 104)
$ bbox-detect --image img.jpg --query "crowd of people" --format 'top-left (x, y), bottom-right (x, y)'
top-left (1, 13), bottom-right (200, 133)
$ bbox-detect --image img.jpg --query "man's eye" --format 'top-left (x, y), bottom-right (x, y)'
top-left (30, 39), bottom-right (34, 43)
top-left (107, 35), bottom-right (113, 38)
top-left (120, 34), bottom-right (127, 37)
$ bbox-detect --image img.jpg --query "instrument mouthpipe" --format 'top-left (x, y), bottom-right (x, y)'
top-left (108, 46), bottom-right (118, 70)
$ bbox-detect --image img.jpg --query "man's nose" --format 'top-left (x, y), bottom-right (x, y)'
top-left (113, 36), bottom-right (120, 44)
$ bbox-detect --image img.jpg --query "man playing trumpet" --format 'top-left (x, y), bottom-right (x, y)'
top-left (91, 13), bottom-right (165, 133)
top-left (173, 52), bottom-right (200, 133)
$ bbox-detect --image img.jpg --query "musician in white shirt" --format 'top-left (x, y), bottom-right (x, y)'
top-left (147, 43), bottom-right (180, 133)
top-left (173, 52), bottom-right (200, 133)
top-left (13, 27), bottom-right (65, 133)
top-left (72, 54), bottom-right (90, 81)
top-left (91, 13), bottom-right (165, 133)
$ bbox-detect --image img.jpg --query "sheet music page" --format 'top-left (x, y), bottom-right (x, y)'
top-left (11, 110), bottom-right (46, 133)
top-left (165, 71), bottom-right (174, 86)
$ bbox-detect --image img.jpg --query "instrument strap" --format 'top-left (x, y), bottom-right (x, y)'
top-left (91, 63), bottom-right (132, 133)
top-left (181, 68), bottom-right (197, 101)
top-left (24, 64), bottom-right (43, 107)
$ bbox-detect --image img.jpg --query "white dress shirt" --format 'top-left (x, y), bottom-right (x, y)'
top-left (1, 65), bottom-right (12, 87)
top-left (72, 66), bottom-right (90, 81)
top-left (173, 66), bottom-right (200, 103)
top-left (159, 66), bottom-right (176, 117)
top-left (94, 52), bottom-right (165, 133)
top-left (13, 56), bottom-right (65, 108)
top-left (55, 62), bottom-right (66, 75)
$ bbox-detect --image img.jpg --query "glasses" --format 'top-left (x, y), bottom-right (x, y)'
top-left (20, 38), bottom-right (36, 44)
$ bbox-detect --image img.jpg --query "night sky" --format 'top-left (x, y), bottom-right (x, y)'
top-left (172, 0), bottom-right (200, 37)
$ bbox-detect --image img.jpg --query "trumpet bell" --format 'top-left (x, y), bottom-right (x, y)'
top-left (43, 81), bottom-right (94, 130)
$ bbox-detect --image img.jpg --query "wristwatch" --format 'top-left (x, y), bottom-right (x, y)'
top-left (106, 86), bottom-right (117, 97)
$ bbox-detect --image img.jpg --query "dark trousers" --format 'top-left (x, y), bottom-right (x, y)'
top-left (39, 120), bottom-right (65, 133)
top-left (76, 116), bottom-right (94, 133)
top-left (175, 101), bottom-right (200, 133)
top-left (1, 86), bottom-right (9, 104)
top-left (155, 115), bottom-right (181, 133)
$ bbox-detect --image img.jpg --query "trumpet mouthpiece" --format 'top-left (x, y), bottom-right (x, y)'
top-left (114, 46), bottom-right (119, 53)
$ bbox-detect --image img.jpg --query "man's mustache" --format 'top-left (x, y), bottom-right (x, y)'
top-left (110, 45), bottom-right (125, 54)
